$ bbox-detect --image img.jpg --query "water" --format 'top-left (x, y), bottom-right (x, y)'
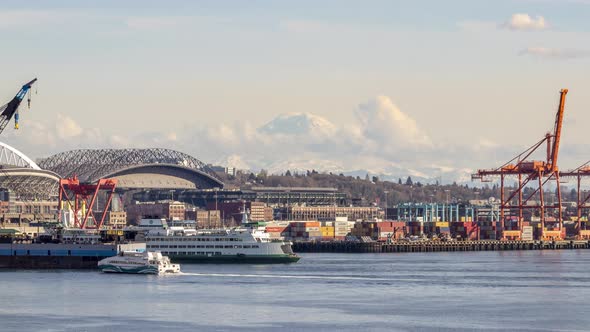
top-left (2, 250), bottom-right (590, 331)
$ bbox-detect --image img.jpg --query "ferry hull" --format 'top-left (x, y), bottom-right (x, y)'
top-left (169, 254), bottom-right (300, 264)
top-left (98, 264), bottom-right (159, 274)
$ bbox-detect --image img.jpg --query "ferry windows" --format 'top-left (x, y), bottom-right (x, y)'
top-left (214, 245), bottom-right (223, 248)
top-left (252, 245), bottom-right (259, 248)
top-left (243, 245), bottom-right (251, 248)
top-left (224, 245), bottom-right (233, 248)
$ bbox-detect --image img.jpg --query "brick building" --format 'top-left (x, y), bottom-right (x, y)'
top-left (207, 201), bottom-right (273, 224)
top-left (126, 201), bottom-right (186, 224)
top-left (107, 211), bottom-right (127, 228)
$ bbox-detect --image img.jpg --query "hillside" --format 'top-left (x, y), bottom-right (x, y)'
top-left (218, 170), bottom-right (507, 206)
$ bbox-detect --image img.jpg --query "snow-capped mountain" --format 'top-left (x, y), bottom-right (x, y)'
top-left (258, 112), bottom-right (337, 137)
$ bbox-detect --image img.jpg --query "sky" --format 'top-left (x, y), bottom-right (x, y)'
top-left (0, 0), bottom-right (589, 182)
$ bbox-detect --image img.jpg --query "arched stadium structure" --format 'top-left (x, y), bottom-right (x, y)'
top-left (0, 142), bottom-right (61, 198)
top-left (38, 148), bottom-right (224, 190)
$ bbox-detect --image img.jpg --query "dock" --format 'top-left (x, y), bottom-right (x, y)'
top-left (292, 240), bottom-right (590, 253)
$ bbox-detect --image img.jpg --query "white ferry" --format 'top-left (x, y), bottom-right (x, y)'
top-left (144, 226), bottom-right (300, 264)
top-left (98, 251), bottom-right (181, 274)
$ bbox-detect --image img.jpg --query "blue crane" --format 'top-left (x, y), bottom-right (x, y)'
top-left (0, 78), bottom-right (37, 134)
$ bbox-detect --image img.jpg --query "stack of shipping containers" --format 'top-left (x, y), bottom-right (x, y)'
top-left (290, 221), bottom-right (322, 241)
top-left (264, 221), bottom-right (290, 240)
top-left (406, 221), bottom-right (423, 236)
top-left (478, 220), bottom-right (497, 240)
top-left (450, 222), bottom-right (479, 240)
top-left (334, 217), bottom-right (353, 240)
top-left (320, 221), bottom-right (335, 240)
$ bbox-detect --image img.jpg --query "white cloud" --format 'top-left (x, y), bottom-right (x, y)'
top-left (355, 96), bottom-right (432, 149)
top-left (519, 47), bottom-right (590, 59)
top-left (477, 138), bottom-right (498, 149)
top-left (503, 13), bottom-right (548, 31)
top-left (55, 114), bottom-right (83, 139)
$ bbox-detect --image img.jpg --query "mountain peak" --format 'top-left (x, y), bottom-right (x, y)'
top-left (258, 112), bottom-right (336, 136)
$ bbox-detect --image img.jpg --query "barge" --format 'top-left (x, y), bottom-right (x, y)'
top-left (0, 243), bottom-right (145, 269)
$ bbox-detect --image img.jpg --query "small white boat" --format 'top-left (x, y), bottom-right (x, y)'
top-left (98, 251), bottom-right (181, 275)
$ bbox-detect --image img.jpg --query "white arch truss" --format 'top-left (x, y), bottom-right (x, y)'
top-left (0, 141), bottom-right (40, 170)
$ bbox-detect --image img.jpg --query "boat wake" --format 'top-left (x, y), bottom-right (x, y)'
top-left (178, 272), bottom-right (389, 281)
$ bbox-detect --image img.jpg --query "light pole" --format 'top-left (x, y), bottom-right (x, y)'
top-left (384, 190), bottom-right (389, 220)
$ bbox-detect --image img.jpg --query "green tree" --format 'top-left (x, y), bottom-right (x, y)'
top-left (405, 176), bottom-right (413, 186)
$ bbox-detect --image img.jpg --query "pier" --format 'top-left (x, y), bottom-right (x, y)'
top-left (292, 240), bottom-right (590, 253)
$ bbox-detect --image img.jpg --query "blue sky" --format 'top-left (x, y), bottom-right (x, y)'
top-left (0, 0), bottom-right (589, 181)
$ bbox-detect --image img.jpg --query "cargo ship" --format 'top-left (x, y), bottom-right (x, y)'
top-left (142, 220), bottom-right (300, 264)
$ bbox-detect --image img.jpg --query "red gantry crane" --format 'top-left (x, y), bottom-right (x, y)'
top-left (472, 89), bottom-right (568, 241)
top-left (559, 161), bottom-right (590, 239)
top-left (58, 176), bottom-right (118, 229)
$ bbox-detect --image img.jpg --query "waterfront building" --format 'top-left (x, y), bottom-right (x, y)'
top-left (286, 206), bottom-right (383, 222)
top-left (126, 200), bottom-right (186, 224)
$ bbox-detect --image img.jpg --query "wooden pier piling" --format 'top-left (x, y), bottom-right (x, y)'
top-left (292, 240), bottom-right (590, 253)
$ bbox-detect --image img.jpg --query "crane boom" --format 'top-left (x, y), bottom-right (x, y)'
top-left (0, 78), bottom-right (37, 134)
top-left (549, 89), bottom-right (568, 172)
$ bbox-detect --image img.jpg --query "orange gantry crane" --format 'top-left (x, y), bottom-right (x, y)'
top-left (472, 89), bottom-right (568, 241)
top-left (559, 161), bottom-right (590, 239)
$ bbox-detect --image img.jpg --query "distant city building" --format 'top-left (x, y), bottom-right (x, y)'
top-left (249, 201), bottom-right (274, 222)
top-left (10, 201), bottom-right (57, 215)
top-left (106, 211), bottom-right (127, 229)
top-left (126, 201), bottom-right (186, 224)
top-left (206, 201), bottom-right (273, 224)
top-left (195, 210), bottom-right (222, 228)
top-left (287, 206), bottom-right (383, 222)
top-left (251, 187), bottom-right (346, 206)
top-left (207, 164), bottom-right (237, 177)
top-left (131, 186), bottom-right (348, 209)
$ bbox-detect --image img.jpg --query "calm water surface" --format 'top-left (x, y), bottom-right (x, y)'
top-left (1, 250), bottom-right (589, 331)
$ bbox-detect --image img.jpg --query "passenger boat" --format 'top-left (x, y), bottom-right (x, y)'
top-left (98, 251), bottom-right (181, 274)
top-left (144, 226), bottom-right (300, 264)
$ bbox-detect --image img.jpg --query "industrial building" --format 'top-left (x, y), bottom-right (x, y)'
top-left (286, 206), bottom-right (383, 221)
top-left (206, 201), bottom-right (273, 224)
top-left (125, 200), bottom-right (186, 224)
top-left (131, 186), bottom-right (347, 208)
